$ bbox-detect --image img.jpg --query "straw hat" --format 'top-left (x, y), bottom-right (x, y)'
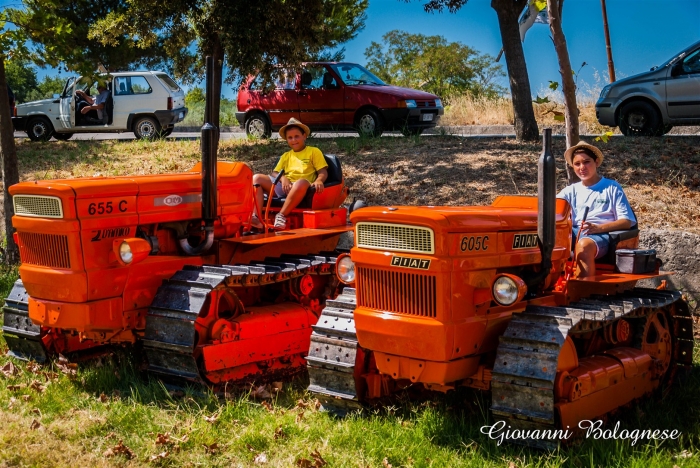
top-left (564, 141), bottom-right (604, 166)
top-left (278, 117), bottom-right (310, 139)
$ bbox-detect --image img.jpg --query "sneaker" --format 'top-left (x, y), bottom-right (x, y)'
top-left (251, 214), bottom-right (264, 229)
top-left (273, 213), bottom-right (287, 230)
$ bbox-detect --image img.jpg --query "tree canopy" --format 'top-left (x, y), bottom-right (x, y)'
top-left (4, 58), bottom-right (66, 102)
top-left (365, 30), bottom-right (505, 101)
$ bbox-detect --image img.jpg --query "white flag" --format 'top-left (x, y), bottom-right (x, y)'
top-left (519, 0), bottom-right (548, 42)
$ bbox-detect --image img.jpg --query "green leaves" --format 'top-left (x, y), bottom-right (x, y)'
top-left (533, 95), bottom-right (550, 104)
top-left (548, 80), bottom-right (559, 91)
top-left (364, 30), bottom-right (505, 101)
top-left (595, 131), bottom-right (614, 143)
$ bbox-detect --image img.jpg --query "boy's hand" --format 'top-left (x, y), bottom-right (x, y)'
top-left (281, 176), bottom-right (292, 194)
top-left (312, 180), bottom-right (324, 194)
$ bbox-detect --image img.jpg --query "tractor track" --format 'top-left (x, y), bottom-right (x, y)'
top-left (491, 288), bottom-right (694, 449)
top-left (1, 280), bottom-right (47, 363)
top-left (143, 252), bottom-right (339, 386)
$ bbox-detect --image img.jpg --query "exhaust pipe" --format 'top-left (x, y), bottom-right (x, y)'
top-left (180, 56), bottom-right (218, 255)
top-left (538, 128), bottom-right (556, 273)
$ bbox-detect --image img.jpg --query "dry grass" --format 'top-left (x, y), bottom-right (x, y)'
top-left (442, 95), bottom-right (609, 134)
top-left (9, 136), bottom-right (700, 234)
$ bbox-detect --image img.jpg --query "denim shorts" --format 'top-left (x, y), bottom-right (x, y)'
top-left (572, 227), bottom-right (609, 259)
top-left (268, 175), bottom-right (286, 197)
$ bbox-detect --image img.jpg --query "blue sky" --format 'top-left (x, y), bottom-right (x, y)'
top-left (4, 0), bottom-right (699, 100)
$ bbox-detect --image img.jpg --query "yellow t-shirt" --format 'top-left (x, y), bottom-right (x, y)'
top-left (273, 146), bottom-right (328, 183)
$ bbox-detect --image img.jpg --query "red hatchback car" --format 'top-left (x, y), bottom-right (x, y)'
top-left (236, 62), bottom-right (443, 138)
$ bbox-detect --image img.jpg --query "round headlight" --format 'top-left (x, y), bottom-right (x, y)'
top-left (336, 255), bottom-right (356, 284)
top-left (492, 276), bottom-right (520, 306)
top-left (119, 241), bottom-right (133, 264)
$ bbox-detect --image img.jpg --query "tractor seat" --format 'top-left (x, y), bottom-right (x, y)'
top-left (598, 225), bottom-right (640, 265)
top-left (265, 154), bottom-right (343, 209)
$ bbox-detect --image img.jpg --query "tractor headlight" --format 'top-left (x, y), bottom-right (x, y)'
top-left (336, 254), bottom-right (356, 284)
top-left (492, 274), bottom-right (527, 306)
top-left (119, 241), bottom-right (133, 264)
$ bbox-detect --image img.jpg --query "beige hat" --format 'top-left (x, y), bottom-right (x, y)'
top-left (278, 117), bottom-right (310, 139)
top-left (564, 141), bottom-right (604, 166)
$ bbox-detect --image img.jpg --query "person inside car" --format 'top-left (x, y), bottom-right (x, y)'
top-left (76, 83), bottom-right (110, 123)
top-left (251, 117), bottom-right (328, 230)
top-left (557, 142), bottom-right (636, 278)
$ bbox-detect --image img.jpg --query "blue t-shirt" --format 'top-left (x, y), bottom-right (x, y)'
top-left (557, 177), bottom-right (636, 226)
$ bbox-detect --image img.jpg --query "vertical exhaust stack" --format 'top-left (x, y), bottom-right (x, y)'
top-left (201, 55), bottom-right (218, 226)
top-left (538, 128), bottom-right (556, 273)
top-left (179, 56), bottom-right (218, 255)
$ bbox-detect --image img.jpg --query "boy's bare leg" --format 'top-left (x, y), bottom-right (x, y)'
top-left (574, 238), bottom-right (597, 278)
top-left (280, 179), bottom-right (311, 216)
top-left (252, 173), bottom-right (273, 218)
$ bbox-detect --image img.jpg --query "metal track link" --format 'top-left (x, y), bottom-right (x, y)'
top-left (1, 280), bottom-right (47, 363)
top-left (306, 287), bottom-right (362, 414)
top-left (491, 288), bottom-right (688, 449)
top-left (143, 253), bottom-right (338, 385)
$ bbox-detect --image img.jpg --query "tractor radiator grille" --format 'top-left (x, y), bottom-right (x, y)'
top-left (13, 195), bottom-right (63, 218)
top-left (356, 222), bottom-right (434, 254)
top-left (17, 232), bottom-right (71, 269)
top-left (357, 266), bottom-right (437, 318)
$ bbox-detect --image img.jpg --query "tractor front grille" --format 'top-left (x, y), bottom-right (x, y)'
top-left (356, 222), bottom-right (434, 254)
top-left (17, 232), bottom-right (71, 269)
top-left (13, 195), bottom-right (63, 218)
top-left (357, 266), bottom-right (437, 318)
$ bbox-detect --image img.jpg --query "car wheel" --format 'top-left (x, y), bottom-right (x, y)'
top-left (245, 113), bottom-right (271, 139)
top-left (401, 127), bottom-right (424, 137)
top-left (355, 109), bottom-right (383, 137)
top-left (53, 133), bottom-right (74, 141)
top-left (133, 116), bottom-right (160, 140)
top-left (619, 101), bottom-right (661, 136)
top-left (26, 117), bottom-right (54, 142)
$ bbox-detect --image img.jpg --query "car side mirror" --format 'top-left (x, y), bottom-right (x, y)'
top-left (671, 62), bottom-right (684, 77)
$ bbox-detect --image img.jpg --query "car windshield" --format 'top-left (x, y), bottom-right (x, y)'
top-left (329, 63), bottom-right (385, 86)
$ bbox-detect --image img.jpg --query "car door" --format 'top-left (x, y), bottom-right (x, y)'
top-left (112, 75), bottom-right (156, 129)
top-left (666, 47), bottom-right (700, 120)
top-left (297, 64), bottom-right (344, 127)
top-left (59, 77), bottom-right (76, 129)
top-left (246, 69), bottom-right (299, 127)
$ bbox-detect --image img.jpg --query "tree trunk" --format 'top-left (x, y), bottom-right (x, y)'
top-left (0, 58), bottom-right (20, 264)
top-left (492, 0), bottom-right (539, 142)
top-left (547, 0), bottom-right (580, 183)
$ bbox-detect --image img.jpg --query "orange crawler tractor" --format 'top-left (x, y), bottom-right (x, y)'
top-left (307, 129), bottom-right (694, 448)
top-left (2, 58), bottom-right (351, 387)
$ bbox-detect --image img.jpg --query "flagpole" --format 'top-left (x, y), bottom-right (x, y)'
top-left (601, 0), bottom-right (616, 82)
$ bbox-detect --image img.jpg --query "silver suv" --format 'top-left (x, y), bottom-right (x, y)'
top-left (596, 39), bottom-right (700, 136)
top-left (13, 71), bottom-right (187, 141)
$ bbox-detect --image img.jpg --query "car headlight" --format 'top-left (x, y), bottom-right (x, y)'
top-left (336, 254), bottom-right (356, 284)
top-left (119, 241), bottom-right (133, 264)
top-left (599, 85), bottom-right (611, 99)
top-left (435, 99), bottom-right (443, 108)
top-left (401, 100), bottom-right (417, 108)
top-left (492, 274), bottom-right (527, 306)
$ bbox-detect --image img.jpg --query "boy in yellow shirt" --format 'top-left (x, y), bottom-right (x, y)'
top-left (252, 118), bottom-right (328, 230)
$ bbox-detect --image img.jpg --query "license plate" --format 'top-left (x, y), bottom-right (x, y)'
top-left (422, 113), bottom-right (433, 121)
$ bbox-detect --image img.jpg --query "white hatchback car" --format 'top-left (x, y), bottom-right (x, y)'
top-left (13, 71), bottom-right (188, 141)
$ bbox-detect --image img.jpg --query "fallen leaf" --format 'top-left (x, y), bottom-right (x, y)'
top-left (310, 449), bottom-right (327, 467)
top-left (30, 419), bottom-right (41, 430)
top-left (382, 457), bottom-right (392, 468)
top-left (31, 408), bottom-right (41, 415)
top-left (168, 389), bottom-right (185, 399)
top-left (295, 399), bottom-right (309, 409)
top-left (295, 459), bottom-right (313, 468)
top-left (98, 393), bottom-right (109, 403)
top-left (105, 432), bottom-right (116, 439)
top-left (203, 442), bottom-right (218, 454)
top-left (296, 411), bottom-right (305, 423)
top-left (261, 401), bottom-right (274, 412)
top-left (203, 412), bottom-right (219, 424)
top-left (22, 395), bottom-right (31, 402)
top-left (7, 397), bottom-right (17, 409)
top-left (271, 381), bottom-right (283, 392)
top-left (251, 385), bottom-right (271, 399)
top-left (104, 440), bottom-right (134, 459)
top-left (149, 451), bottom-right (169, 462)
top-left (155, 433), bottom-right (171, 445)
top-left (1, 362), bottom-right (18, 378)
top-left (26, 362), bottom-right (41, 373)
top-left (274, 426), bottom-right (285, 440)
top-left (29, 380), bottom-right (46, 393)
top-left (675, 450), bottom-right (693, 459)
top-left (7, 384), bottom-right (26, 391)
top-left (56, 355), bottom-right (78, 376)
top-left (313, 399), bottom-right (321, 411)
top-left (254, 452), bottom-right (268, 464)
